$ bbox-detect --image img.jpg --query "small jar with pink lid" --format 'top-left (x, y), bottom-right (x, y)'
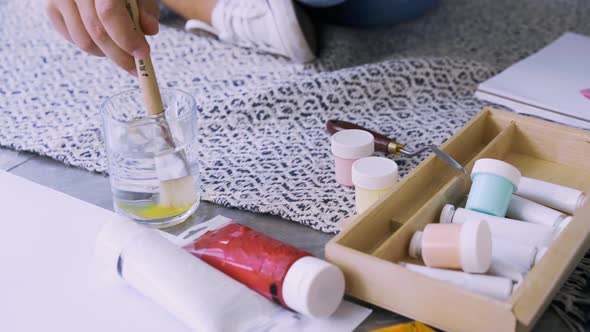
top-left (330, 129), bottom-right (375, 187)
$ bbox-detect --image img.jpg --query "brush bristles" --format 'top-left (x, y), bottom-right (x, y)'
top-left (159, 175), bottom-right (197, 208)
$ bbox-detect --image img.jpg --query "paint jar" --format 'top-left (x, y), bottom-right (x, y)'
top-left (466, 159), bottom-right (521, 217)
top-left (408, 221), bottom-right (492, 273)
top-left (351, 157), bottom-right (399, 214)
top-left (330, 129), bottom-right (375, 186)
top-left (440, 205), bottom-right (555, 247)
top-left (507, 195), bottom-right (567, 228)
top-left (401, 263), bottom-right (513, 301)
top-left (516, 177), bottom-right (587, 214)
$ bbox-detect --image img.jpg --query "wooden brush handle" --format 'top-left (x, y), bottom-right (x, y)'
top-left (126, 0), bottom-right (163, 115)
top-left (326, 120), bottom-right (404, 155)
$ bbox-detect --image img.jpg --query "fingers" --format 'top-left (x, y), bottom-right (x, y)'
top-left (58, 0), bottom-right (104, 56)
top-left (46, 2), bottom-right (73, 43)
top-left (76, 0), bottom-right (136, 75)
top-left (139, 0), bottom-right (160, 35)
top-left (46, 0), bottom-right (152, 76)
top-left (95, 0), bottom-right (150, 58)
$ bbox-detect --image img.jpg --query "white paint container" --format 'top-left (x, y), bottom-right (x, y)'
top-left (401, 263), bottom-right (513, 301)
top-left (351, 157), bottom-right (398, 214)
top-left (507, 195), bottom-right (567, 228)
top-left (440, 205), bottom-right (555, 247)
top-left (516, 177), bottom-right (587, 214)
top-left (331, 130), bottom-right (374, 187)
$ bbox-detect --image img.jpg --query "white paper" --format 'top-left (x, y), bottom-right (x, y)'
top-left (0, 171), bottom-right (371, 331)
top-left (476, 32), bottom-right (590, 129)
top-left (0, 170), bottom-right (186, 332)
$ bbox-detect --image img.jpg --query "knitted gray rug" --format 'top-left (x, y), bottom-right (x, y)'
top-left (1, 0), bottom-right (589, 329)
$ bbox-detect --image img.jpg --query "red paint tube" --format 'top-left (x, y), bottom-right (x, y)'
top-left (182, 220), bottom-right (345, 318)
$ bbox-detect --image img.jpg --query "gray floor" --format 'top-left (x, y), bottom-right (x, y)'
top-left (0, 147), bottom-right (567, 331)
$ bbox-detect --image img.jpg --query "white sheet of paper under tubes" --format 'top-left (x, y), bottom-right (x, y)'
top-left (0, 170), bottom-right (370, 331)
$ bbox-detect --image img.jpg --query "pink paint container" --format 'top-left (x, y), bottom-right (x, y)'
top-left (330, 129), bottom-right (374, 187)
top-left (409, 220), bottom-right (492, 273)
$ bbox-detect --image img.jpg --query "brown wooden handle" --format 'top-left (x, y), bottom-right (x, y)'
top-left (126, 0), bottom-right (163, 115)
top-left (326, 120), bottom-right (404, 154)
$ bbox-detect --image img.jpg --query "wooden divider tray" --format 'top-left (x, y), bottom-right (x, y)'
top-left (325, 108), bottom-right (590, 332)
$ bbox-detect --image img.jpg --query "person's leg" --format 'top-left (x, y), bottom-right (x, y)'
top-left (309, 0), bottom-right (438, 27)
top-left (296, 0), bottom-right (346, 8)
top-left (161, 0), bottom-right (316, 63)
top-left (160, 0), bottom-right (217, 25)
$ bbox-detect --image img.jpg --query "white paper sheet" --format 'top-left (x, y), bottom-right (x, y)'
top-left (476, 32), bottom-right (590, 129)
top-left (0, 171), bottom-right (371, 331)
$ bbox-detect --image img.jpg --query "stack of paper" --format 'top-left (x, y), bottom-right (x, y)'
top-left (476, 32), bottom-right (590, 129)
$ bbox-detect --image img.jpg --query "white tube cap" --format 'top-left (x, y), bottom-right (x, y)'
top-left (439, 204), bottom-right (456, 224)
top-left (282, 256), bottom-right (345, 318)
top-left (472, 159), bottom-right (521, 188)
top-left (330, 129), bottom-right (374, 159)
top-left (408, 231), bottom-right (424, 258)
top-left (460, 220), bottom-right (492, 273)
top-left (352, 157), bottom-right (399, 190)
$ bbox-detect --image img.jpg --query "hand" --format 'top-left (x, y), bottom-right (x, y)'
top-left (46, 0), bottom-right (160, 75)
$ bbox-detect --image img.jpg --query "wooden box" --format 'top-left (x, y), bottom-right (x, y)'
top-left (325, 109), bottom-right (590, 332)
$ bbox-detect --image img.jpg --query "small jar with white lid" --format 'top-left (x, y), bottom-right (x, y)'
top-left (331, 129), bottom-right (375, 187)
top-left (409, 220), bottom-right (492, 273)
top-left (466, 158), bottom-right (521, 217)
top-left (351, 157), bottom-right (399, 214)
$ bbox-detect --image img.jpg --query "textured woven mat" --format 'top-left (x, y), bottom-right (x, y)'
top-left (3, 0), bottom-right (589, 231)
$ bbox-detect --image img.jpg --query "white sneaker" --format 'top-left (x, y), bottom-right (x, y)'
top-left (185, 0), bottom-right (316, 63)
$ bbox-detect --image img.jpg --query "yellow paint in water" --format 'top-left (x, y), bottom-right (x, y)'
top-left (120, 202), bottom-right (193, 219)
top-left (370, 321), bottom-right (435, 332)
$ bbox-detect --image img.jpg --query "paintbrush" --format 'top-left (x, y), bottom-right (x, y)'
top-left (125, 0), bottom-right (197, 209)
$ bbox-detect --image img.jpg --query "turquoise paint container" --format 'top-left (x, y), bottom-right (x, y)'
top-left (466, 159), bottom-right (521, 217)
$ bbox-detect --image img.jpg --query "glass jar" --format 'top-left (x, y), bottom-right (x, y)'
top-left (101, 88), bottom-right (200, 228)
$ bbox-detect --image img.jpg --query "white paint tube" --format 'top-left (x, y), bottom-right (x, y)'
top-left (440, 205), bottom-right (555, 247)
top-left (516, 177), bottom-right (586, 214)
top-left (401, 263), bottom-right (513, 301)
top-left (94, 219), bottom-right (286, 331)
top-left (492, 237), bottom-right (538, 272)
top-left (507, 195), bottom-right (567, 228)
top-left (488, 260), bottom-right (525, 283)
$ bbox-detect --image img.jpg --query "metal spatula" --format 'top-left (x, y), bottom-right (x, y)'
top-left (326, 120), bottom-right (467, 174)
